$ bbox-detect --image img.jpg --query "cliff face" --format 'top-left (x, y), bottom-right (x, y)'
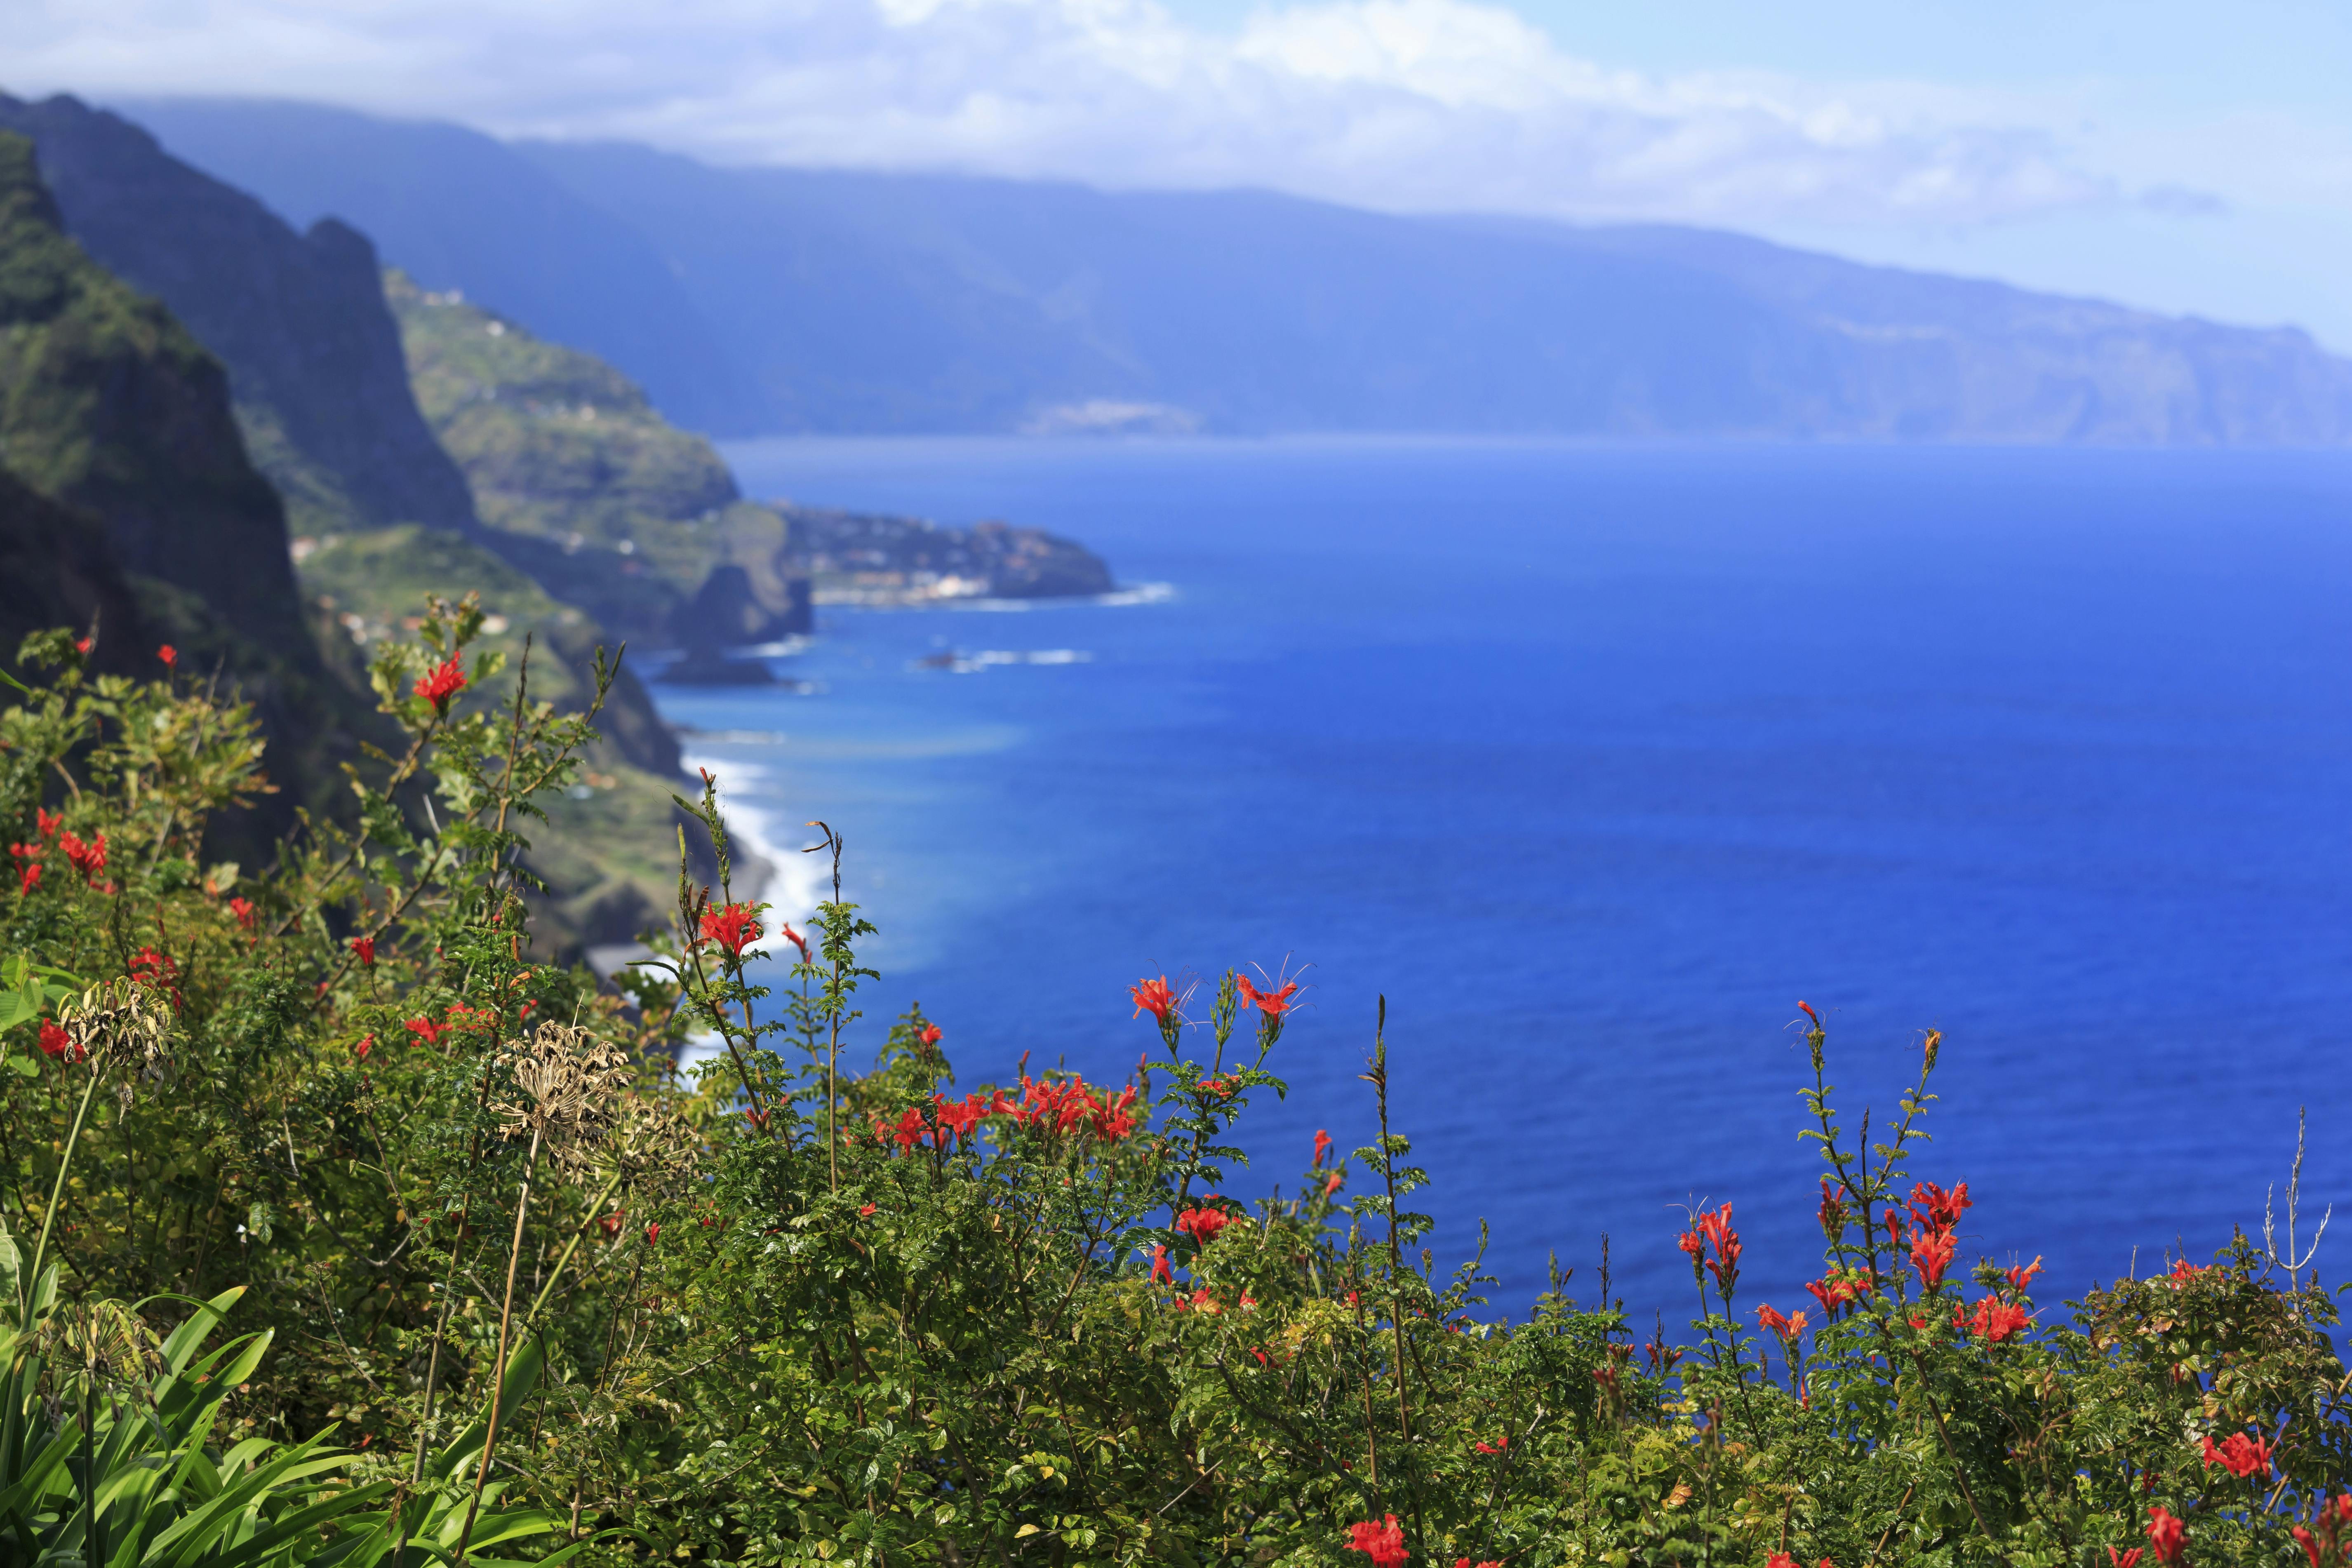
top-left (0, 94), bottom-right (480, 539)
top-left (0, 130), bottom-right (377, 844)
top-left (0, 128), bottom-right (310, 664)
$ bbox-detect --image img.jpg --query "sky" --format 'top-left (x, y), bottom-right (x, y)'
top-left (8, 0), bottom-right (2351, 346)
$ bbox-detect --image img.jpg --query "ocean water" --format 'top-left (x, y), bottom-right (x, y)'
top-left (660, 438), bottom-right (2352, 1329)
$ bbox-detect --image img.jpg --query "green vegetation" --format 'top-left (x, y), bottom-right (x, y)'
top-left (297, 525), bottom-right (719, 954)
top-left (3, 617), bottom-right (2349, 1568)
top-left (388, 271), bottom-right (803, 641)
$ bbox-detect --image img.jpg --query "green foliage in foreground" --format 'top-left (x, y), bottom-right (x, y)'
top-left (1, 612), bottom-right (2349, 1567)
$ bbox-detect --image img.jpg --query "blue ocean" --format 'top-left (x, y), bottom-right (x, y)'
top-left (658, 438), bottom-right (2352, 1329)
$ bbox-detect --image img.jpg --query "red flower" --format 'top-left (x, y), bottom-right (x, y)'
top-left (1313, 1128), bottom-right (1333, 1167)
top-left (350, 936), bottom-right (375, 968)
top-left (1756, 1304), bottom-right (1808, 1340)
top-left (781, 922), bottom-right (812, 963)
top-left (1907, 1180), bottom-right (1972, 1234)
top-left (644, 1224), bottom-right (661, 1246)
top-left (1324, 1172), bottom-right (1344, 1197)
top-left (1474, 1436), bottom-right (1508, 1454)
top-left (699, 902), bottom-right (763, 958)
top-left (1677, 1227), bottom-right (1704, 1261)
top-left (2147, 1506), bottom-right (2185, 1567)
top-left (1235, 974), bottom-right (1300, 1018)
top-left (2166, 1258), bottom-right (2208, 1286)
top-left (1151, 1244), bottom-right (1173, 1284)
top-left (130, 947), bottom-right (181, 1004)
top-left (1956, 1296), bottom-right (2032, 1344)
top-left (1455, 1561), bottom-right (1501, 1568)
top-left (35, 809), bottom-right (61, 841)
top-left (1797, 999), bottom-right (1820, 1027)
top-left (1818, 1178), bottom-right (1846, 1237)
top-left (1805, 1271), bottom-right (1869, 1319)
top-left (38, 1019), bottom-right (84, 1063)
top-left (1175, 1205), bottom-right (1232, 1246)
top-left (157, 644), bottom-right (177, 668)
top-left (353, 1035), bottom-right (374, 1062)
top-left (859, 1203), bottom-right (877, 1217)
top-left (406, 1016), bottom-right (448, 1046)
top-left (1909, 1227), bottom-right (1958, 1291)
top-left (414, 656), bottom-right (467, 710)
top-left (60, 831), bottom-right (106, 883)
top-left (17, 863), bottom-right (38, 897)
top-left (1694, 1204), bottom-right (1740, 1295)
top-left (2109, 1549), bottom-right (2144, 1568)
top-left (73, 636), bottom-right (91, 655)
top-left (915, 1022), bottom-right (943, 1049)
top-left (597, 1211), bottom-right (625, 1238)
top-left (1345, 1515), bottom-right (1407, 1568)
top-left (1131, 975), bottom-right (1179, 1024)
top-left (2291, 1530), bottom-right (2317, 1568)
top-left (229, 896), bottom-right (256, 930)
top-left (2201, 1429), bottom-right (2274, 1479)
top-left (2004, 1256), bottom-right (2044, 1294)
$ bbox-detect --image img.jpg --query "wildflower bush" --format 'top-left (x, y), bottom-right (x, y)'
top-left (2, 611), bottom-right (2350, 1567)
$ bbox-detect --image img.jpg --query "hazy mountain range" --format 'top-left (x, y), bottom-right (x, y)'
top-left (106, 95), bottom-right (2352, 446)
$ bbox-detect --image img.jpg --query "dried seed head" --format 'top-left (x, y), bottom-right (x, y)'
top-left (491, 1022), bottom-right (634, 1171)
top-left (59, 978), bottom-right (174, 1106)
top-left (609, 1092), bottom-right (701, 1194)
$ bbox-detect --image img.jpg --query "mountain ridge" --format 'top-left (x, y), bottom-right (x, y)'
top-left (113, 94), bottom-right (2352, 447)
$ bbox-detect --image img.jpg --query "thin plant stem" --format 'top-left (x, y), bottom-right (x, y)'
top-left (454, 1124), bottom-right (544, 1563)
top-left (24, 1066), bottom-right (103, 1322)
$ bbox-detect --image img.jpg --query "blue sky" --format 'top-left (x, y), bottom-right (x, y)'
top-left (9, 0), bottom-right (2350, 345)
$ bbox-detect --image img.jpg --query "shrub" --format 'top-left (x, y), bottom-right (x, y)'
top-left (2, 614), bottom-right (2348, 1566)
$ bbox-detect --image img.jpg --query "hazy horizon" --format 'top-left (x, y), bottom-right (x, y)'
top-left (10, 0), bottom-right (2351, 350)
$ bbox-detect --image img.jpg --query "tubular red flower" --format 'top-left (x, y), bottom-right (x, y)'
top-left (915, 1022), bottom-right (943, 1049)
top-left (350, 936), bottom-right (375, 967)
top-left (1907, 1180), bottom-right (1972, 1235)
top-left (229, 896), bottom-right (256, 929)
top-left (2109, 1548), bottom-right (2144, 1568)
top-left (1797, 1000), bottom-right (1820, 1027)
top-left (1818, 1178), bottom-right (1846, 1237)
top-left (35, 809), bottom-right (61, 841)
top-left (414, 656), bottom-right (467, 710)
top-left (406, 1016), bottom-right (448, 1046)
top-left (157, 644), bottom-right (176, 668)
top-left (17, 863), bottom-right (37, 897)
top-left (1235, 974), bottom-right (1301, 1018)
top-left (1910, 1227), bottom-right (1958, 1291)
top-left (1956, 1296), bottom-right (2032, 1343)
top-left (2201, 1430), bottom-right (2274, 1479)
top-left (1313, 1128), bottom-right (1333, 1167)
top-left (60, 831), bottom-right (105, 883)
top-left (1151, 1244), bottom-right (1173, 1284)
top-left (38, 1019), bottom-right (83, 1062)
top-left (1175, 1205), bottom-right (1232, 1246)
top-left (2004, 1257), bottom-right (2044, 1294)
top-left (699, 902), bottom-right (763, 958)
top-left (1695, 1205), bottom-right (1740, 1295)
top-left (781, 922), bottom-right (812, 963)
top-left (1345, 1515), bottom-right (1407, 1568)
top-left (2147, 1506), bottom-right (2185, 1566)
top-left (353, 1035), bottom-right (373, 1062)
top-left (1130, 975), bottom-right (1178, 1023)
top-left (1324, 1171), bottom-right (1343, 1197)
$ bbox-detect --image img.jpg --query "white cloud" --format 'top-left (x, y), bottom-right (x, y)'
top-left (5, 0), bottom-right (2120, 228)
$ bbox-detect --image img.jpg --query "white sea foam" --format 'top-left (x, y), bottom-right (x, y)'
top-left (678, 752), bottom-right (826, 930)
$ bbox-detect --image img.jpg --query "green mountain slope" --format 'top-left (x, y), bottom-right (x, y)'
top-left (0, 93), bottom-right (478, 542)
top-left (297, 525), bottom-right (741, 949)
top-left (388, 272), bottom-right (809, 646)
top-left (0, 129), bottom-right (374, 846)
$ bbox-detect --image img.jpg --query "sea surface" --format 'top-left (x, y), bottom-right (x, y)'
top-left (660, 437), bottom-right (2352, 1329)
